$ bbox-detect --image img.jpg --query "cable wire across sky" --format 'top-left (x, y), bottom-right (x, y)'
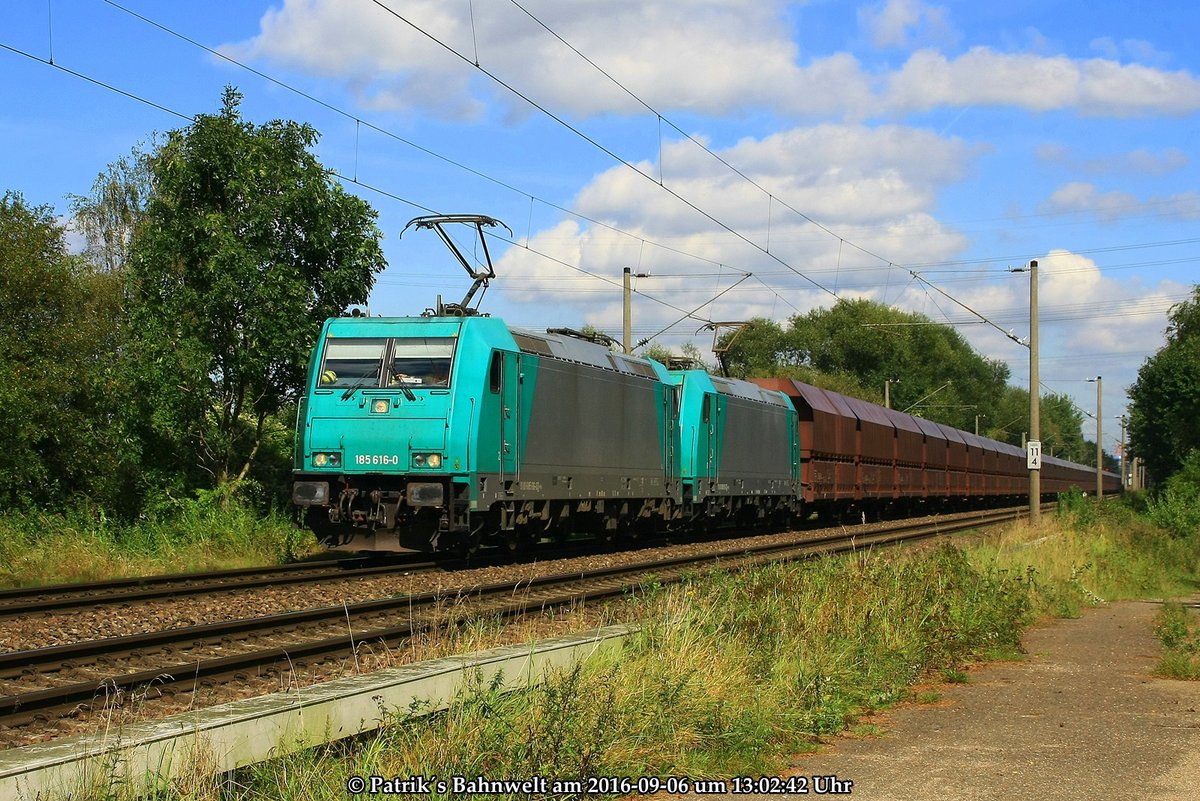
top-left (1, 0), bottom-right (1190, 369)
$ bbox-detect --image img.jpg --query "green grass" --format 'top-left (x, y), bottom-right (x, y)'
top-left (140, 544), bottom-right (1045, 801)
top-left (913, 689), bottom-right (943, 704)
top-left (1153, 602), bottom-right (1200, 680)
top-left (941, 667), bottom-right (970, 683)
top-left (0, 501), bottom-right (318, 587)
top-left (44, 496), bottom-right (1200, 800)
top-left (848, 723), bottom-right (887, 738)
top-left (971, 498), bottom-right (1200, 620)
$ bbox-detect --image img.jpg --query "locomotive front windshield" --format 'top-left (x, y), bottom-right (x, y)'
top-left (317, 337), bottom-right (455, 389)
top-left (388, 338), bottom-right (455, 387)
top-left (319, 339), bottom-right (387, 388)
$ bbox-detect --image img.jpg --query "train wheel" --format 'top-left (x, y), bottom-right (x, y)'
top-left (450, 521), bottom-right (484, 560)
top-left (504, 527), bottom-right (539, 554)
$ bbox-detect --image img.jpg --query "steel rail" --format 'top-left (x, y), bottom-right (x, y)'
top-left (0, 534), bottom-right (673, 617)
top-left (0, 554), bottom-right (448, 617)
top-left (0, 505), bottom-right (1027, 728)
top-left (0, 506), bottom-right (1019, 678)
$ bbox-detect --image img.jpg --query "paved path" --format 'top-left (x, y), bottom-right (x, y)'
top-left (767, 601), bottom-right (1200, 800)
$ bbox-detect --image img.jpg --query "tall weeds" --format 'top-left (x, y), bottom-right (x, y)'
top-left (0, 500), bottom-right (313, 586)
top-left (217, 545), bottom-right (1041, 801)
top-left (44, 496), bottom-right (1200, 800)
top-left (1153, 602), bottom-right (1200, 680)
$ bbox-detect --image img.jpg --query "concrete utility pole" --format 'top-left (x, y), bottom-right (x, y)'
top-left (1027, 260), bottom-right (1041, 524)
top-left (1088, 376), bottom-right (1102, 498)
top-left (623, 267), bottom-right (632, 354)
top-left (884, 378), bottom-right (899, 409)
top-left (1120, 416), bottom-right (1127, 489)
top-left (622, 267), bottom-right (650, 354)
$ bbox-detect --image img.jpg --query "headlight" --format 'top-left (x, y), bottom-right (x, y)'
top-left (312, 452), bottom-right (341, 467)
top-left (372, 399), bottom-right (390, 414)
top-left (412, 453), bottom-right (443, 469)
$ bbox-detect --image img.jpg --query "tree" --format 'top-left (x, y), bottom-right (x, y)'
top-left (642, 341), bottom-right (712, 371)
top-left (68, 142), bottom-right (155, 275)
top-left (1128, 286), bottom-right (1200, 485)
top-left (722, 300), bottom-right (1013, 431)
top-left (0, 192), bottom-right (130, 508)
top-left (127, 88), bottom-right (386, 494)
top-left (1039, 393), bottom-right (1087, 463)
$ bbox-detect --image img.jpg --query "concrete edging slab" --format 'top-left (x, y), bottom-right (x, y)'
top-left (0, 623), bottom-right (637, 800)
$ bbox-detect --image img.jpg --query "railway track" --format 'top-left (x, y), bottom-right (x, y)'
top-left (0, 551), bottom-right (484, 618)
top-left (0, 535), bottom-right (690, 618)
top-left (0, 553), bottom-right (449, 618)
top-left (0, 505), bottom-right (1027, 735)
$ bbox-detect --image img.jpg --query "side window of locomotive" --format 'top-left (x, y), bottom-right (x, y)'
top-left (489, 351), bottom-right (503, 393)
top-left (318, 339), bottom-right (387, 388)
top-left (389, 337), bottom-right (456, 388)
top-left (701, 394), bottom-right (711, 423)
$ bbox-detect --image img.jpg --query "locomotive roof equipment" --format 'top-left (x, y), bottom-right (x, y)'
top-left (401, 214), bottom-right (512, 317)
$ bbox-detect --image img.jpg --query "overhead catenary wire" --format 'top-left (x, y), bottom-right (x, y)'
top-left (74, 0), bottom-right (1200, 343)
top-left (634, 273), bottom-right (753, 350)
top-left (504, 0), bottom-right (898, 270)
top-left (466, 0), bottom-right (1074, 350)
top-left (10, 3), bottom-right (1187, 364)
top-left (0, 35), bottom-right (730, 331)
top-left (909, 269), bottom-right (1029, 346)
top-left (92, 0), bottom-right (808, 320)
top-left (368, 0), bottom-right (840, 300)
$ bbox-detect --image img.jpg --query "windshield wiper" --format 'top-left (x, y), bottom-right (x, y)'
top-left (341, 380), bottom-right (416, 402)
top-left (341, 381), bottom-right (376, 401)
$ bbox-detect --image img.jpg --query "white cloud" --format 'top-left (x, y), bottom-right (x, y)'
top-left (1090, 37), bottom-right (1172, 67)
top-left (886, 250), bottom-right (1189, 420)
top-left (1038, 182), bottom-right (1200, 223)
top-left (858, 0), bottom-right (958, 50)
top-left (884, 47), bottom-right (1200, 117)
top-left (226, 1), bottom-right (1200, 121)
top-left (1036, 145), bottom-right (1189, 176)
top-left (1124, 148), bottom-right (1190, 175)
top-left (494, 123), bottom-right (973, 337)
top-left (227, 0), bottom-right (822, 119)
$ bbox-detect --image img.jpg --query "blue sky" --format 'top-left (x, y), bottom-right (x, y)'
top-left (4, 0), bottom-right (1199, 455)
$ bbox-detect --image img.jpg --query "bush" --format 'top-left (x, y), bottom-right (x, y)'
top-left (1147, 451), bottom-right (1200, 538)
top-left (1057, 487), bottom-right (1095, 526)
top-left (1153, 602), bottom-right (1200, 680)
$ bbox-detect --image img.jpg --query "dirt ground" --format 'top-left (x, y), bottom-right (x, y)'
top-left (752, 600), bottom-right (1200, 800)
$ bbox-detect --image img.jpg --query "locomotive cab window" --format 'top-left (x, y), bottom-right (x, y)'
top-left (389, 337), bottom-right (456, 388)
top-left (318, 339), bottom-right (387, 387)
top-left (489, 351), bottom-right (503, 393)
